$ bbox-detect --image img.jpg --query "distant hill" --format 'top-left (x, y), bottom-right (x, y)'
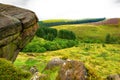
top-left (52, 18), bottom-right (120, 43)
top-left (38, 18), bottom-right (105, 27)
top-left (92, 18), bottom-right (120, 27)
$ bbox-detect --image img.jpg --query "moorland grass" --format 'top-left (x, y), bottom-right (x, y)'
top-left (14, 43), bottom-right (120, 80)
top-left (52, 24), bottom-right (120, 43)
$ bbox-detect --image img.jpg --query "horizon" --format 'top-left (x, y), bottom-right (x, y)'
top-left (0, 0), bottom-right (120, 20)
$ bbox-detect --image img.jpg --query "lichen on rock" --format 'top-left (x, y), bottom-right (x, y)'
top-left (56, 60), bottom-right (87, 80)
top-left (0, 3), bottom-right (38, 62)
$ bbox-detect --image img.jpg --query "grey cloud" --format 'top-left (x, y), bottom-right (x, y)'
top-left (115, 0), bottom-right (120, 3)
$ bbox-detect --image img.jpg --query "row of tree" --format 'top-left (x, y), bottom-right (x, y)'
top-left (36, 27), bottom-right (76, 41)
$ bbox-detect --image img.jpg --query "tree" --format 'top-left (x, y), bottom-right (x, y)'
top-left (36, 27), bottom-right (57, 41)
top-left (58, 29), bottom-right (76, 40)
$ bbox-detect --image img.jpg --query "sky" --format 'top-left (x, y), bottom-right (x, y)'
top-left (0, 0), bottom-right (120, 20)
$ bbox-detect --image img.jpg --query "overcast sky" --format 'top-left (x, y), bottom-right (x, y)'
top-left (0, 0), bottom-right (120, 20)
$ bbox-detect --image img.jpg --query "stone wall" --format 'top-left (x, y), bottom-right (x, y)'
top-left (0, 3), bottom-right (38, 62)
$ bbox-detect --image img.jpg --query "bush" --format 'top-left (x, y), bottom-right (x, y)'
top-left (105, 34), bottom-right (119, 44)
top-left (44, 39), bottom-right (78, 51)
top-left (44, 33), bottom-right (55, 41)
top-left (44, 42), bottom-right (60, 51)
top-left (22, 37), bottom-right (47, 53)
top-left (58, 29), bottom-right (76, 40)
top-left (36, 27), bottom-right (57, 41)
top-left (0, 58), bottom-right (31, 80)
top-left (105, 34), bottom-right (111, 43)
top-left (22, 37), bottom-right (78, 52)
top-left (22, 42), bottom-right (47, 53)
top-left (82, 38), bottom-right (102, 43)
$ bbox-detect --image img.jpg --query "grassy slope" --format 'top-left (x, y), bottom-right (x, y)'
top-left (43, 19), bottom-right (71, 23)
top-left (52, 24), bottom-right (120, 42)
top-left (14, 19), bottom-right (120, 79)
top-left (14, 43), bottom-right (120, 79)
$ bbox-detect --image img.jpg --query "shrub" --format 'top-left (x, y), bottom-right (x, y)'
top-left (110, 36), bottom-right (119, 44)
top-left (105, 34), bottom-right (111, 43)
top-left (22, 37), bottom-right (78, 52)
top-left (102, 44), bottom-right (106, 47)
top-left (22, 42), bottom-right (47, 53)
top-left (66, 40), bottom-right (78, 47)
top-left (58, 29), bottom-right (76, 40)
top-left (44, 39), bottom-right (78, 51)
top-left (22, 37), bottom-right (47, 53)
top-left (105, 34), bottom-right (119, 44)
top-left (44, 33), bottom-right (55, 41)
top-left (82, 37), bottom-right (102, 43)
top-left (22, 37), bottom-right (78, 53)
top-left (44, 41), bottom-right (60, 51)
top-left (0, 58), bottom-right (31, 80)
top-left (36, 27), bottom-right (45, 38)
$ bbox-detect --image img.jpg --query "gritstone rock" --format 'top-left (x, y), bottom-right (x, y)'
top-left (0, 3), bottom-right (38, 62)
top-left (56, 60), bottom-right (87, 80)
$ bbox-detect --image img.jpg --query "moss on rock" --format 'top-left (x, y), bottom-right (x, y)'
top-left (0, 58), bottom-right (31, 80)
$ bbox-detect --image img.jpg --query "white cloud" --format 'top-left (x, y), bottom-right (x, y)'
top-left (0, 0), bottom-right (120, 20)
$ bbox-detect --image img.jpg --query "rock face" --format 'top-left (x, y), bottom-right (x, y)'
top-left (0, 3), bottom-right (38, 62)
top-left (56, 60), bottom-right (87, 80)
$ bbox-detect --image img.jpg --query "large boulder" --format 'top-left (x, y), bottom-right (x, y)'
top-left (44, 58), bottom-right (65, 70)
top-left (0, 3), bottom-right (38, 62)
top-left (56, 60), bottom-right (87, 80)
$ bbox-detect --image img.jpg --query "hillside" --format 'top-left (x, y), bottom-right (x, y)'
top-left (92, 18), bottom-right (120, 26)
top-left (11, 18), bottom-right (120, 80)
top-left (14, 43), bottom-right (120, 80)
top-left (52, 19), bottom-right (120, 43)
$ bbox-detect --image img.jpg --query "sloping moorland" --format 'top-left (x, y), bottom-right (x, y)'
top-left (52, 18), bottom-right (120, 43)
top-left (14, 18), bottom-right (120, 80)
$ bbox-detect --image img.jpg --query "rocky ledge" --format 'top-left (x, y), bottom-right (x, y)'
top-left (0, 3), bottom-right (38, 62)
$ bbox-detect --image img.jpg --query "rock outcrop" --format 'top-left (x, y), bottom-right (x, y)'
top-left (0, 3), bottom-right (38, 62)
top-left (56, 60), bottom-right (87, 80)
top-left (44, 58), bottom-right (65, 70)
